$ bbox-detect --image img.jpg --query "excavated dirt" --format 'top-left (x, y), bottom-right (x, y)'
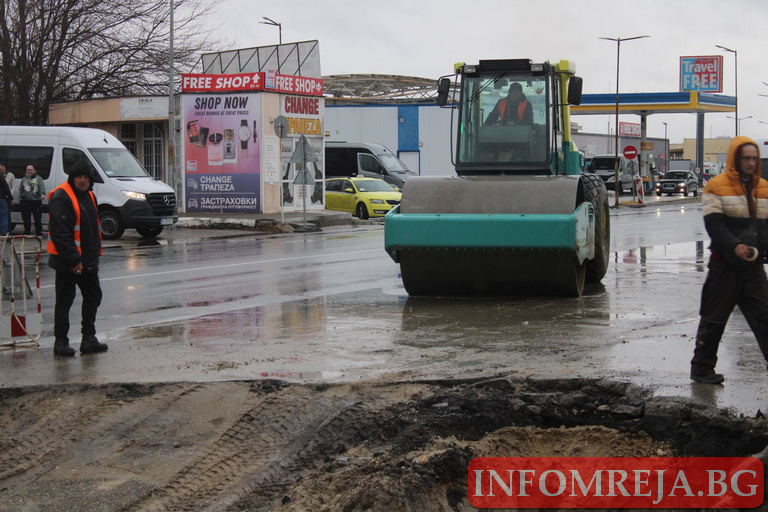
top-left (1, 376), bottom-right (767, 512)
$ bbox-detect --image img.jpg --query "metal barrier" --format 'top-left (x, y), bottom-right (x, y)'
top-left (0, 236), bottom-right (42, 350)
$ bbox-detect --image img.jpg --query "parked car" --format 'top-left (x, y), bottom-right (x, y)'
top-left (324, 177), bottom-right (401, 219)
top-left (655, 171), bottom-right (698, 197)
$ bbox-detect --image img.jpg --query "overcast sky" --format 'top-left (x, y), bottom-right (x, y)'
top-left (205, 0), bottom-right (768, 145)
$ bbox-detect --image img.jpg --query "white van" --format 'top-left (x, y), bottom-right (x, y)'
top-left (0, 126), bottom-right (177, 240)
top-left (585, 154), bottom-right (640, 194)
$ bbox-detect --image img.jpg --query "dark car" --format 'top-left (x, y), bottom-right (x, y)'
top-left (655, 171), bottom-right (698, 197)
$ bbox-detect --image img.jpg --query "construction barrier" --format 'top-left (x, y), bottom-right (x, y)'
top-left (635, 177), bottom-right (644, 205)
top-left (0, 236), bottom-right (42, 350)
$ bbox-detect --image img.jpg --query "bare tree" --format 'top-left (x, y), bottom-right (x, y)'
top-left (0, 0), bottom-right (220, 125)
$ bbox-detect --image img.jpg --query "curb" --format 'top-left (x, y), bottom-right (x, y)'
top-left (176, 212), bottom-right (357, 232)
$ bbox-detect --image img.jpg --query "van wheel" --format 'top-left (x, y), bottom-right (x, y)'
top-left (99, 211), bottom-right (125, 240)
top-left (356, 203), bottom-right (369, 220)
top-left (136, 226), bottom-right (164, 238)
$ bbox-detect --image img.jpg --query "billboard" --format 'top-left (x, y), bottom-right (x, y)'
top-left (182, 93), bottom-right (262, 213)
top-left (279, 94), bottom-right (325, 209)
top-left (181, 72), bottom-right (323, 96)
top-left (680, 55), bottom-right (723, 93)
top-left (618, 122), bottom-right (641, 138)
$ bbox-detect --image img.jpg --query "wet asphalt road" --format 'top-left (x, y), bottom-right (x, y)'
top-left (2, 198), bottom-right (767, 417)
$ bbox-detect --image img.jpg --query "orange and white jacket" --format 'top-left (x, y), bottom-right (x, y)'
top-left (702, 135), bottom-right (768, 263)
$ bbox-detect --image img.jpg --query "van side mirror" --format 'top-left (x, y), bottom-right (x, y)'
top-left (567, 76), bottom-right (583, 105)
top-left (436, 78), bottom-right (451, 107)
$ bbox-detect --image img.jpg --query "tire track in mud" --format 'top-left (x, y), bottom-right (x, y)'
top-left (0, 383), bottom-right (203, 485)
top-left (0, 388), bottom-right (121, 482)
top-left (131, 385), bottom-right (392, 512)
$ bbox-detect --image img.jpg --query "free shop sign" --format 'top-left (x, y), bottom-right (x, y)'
top-left (182, 72), bottom-right (323, 96)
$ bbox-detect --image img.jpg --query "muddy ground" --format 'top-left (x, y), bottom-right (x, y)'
top-left (1, 376), bottom-right (767, 512)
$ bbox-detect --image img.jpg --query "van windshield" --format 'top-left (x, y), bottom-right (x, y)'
top-left (591, 158), bottom-right (617, 170)
top-left (378, 154), bottom-right (413, 174)
top-left (89, 148), bottom-right (151, 178)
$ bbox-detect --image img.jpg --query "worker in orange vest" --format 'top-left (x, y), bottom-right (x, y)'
top-left (47, 161), bottom-right (107, 357)
top-left (484, 82), bottom-right (533, 126)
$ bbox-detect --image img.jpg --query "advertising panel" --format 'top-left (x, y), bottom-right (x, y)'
top-left (120, 97), bottom-right (167, 119)
top-left (182, 93), bottom-right (261, 213)
top-left (279, 94), bottom-right (325, 209)
top-left (680, 56), bottom-right (723, 93)
top-left (181, 72), bottom-right (323, 96)
top-left (618, 122), bottom-right (641, 138)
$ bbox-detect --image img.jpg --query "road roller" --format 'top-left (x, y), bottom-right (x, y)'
top-left (384, 59), bottom-right (610, 297)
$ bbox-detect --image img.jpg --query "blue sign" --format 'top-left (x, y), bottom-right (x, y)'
top-left (680, 56), bottom-right (723, 93)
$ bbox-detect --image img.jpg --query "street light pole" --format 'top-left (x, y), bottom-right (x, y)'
top-left (716, 45), bottom-right (738, 135)
top-left (260, 17), bottom-right (282, 45)
top-left (727, 115), bottom-right (752, 134)
top-left (168, 0), bottom-right (174, 190)
top-left (663, 122), bottom-right (668, 177)
top-left (600, 35), bottom-right (650, 206)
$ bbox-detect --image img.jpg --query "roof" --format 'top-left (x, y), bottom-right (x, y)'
top-left (322, 74), bottom-right (442, 104)
top-left (572, 92), bottom-right (736, 115)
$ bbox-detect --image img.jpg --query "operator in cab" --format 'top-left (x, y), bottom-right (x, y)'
top-left (484, 82), bottom-right (533, 126)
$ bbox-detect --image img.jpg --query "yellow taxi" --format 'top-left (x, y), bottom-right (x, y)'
top-left (325, 177), bottom-right (401, 219)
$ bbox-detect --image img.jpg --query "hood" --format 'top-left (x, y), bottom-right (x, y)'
top-left (725, 135), bottom-right (761, 187)
top-left (67, 161), bottom-right (95, 191)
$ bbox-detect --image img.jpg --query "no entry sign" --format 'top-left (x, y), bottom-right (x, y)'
top-left (623, 145), bottom-right (638, 160)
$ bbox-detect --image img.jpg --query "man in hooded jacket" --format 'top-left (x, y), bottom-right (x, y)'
top-left (48, 161), bottom-right (108, 357)
top-left (691, 136), bottom-right (768, 384)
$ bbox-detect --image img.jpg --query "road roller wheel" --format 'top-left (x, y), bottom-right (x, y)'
top-left (583, 174), bottom-right (610, 283)
top-left (394, 176), bottom-right (591, 297)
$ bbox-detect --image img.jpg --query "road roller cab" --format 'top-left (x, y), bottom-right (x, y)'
top-left (384, 59), bottom-right (610, 297)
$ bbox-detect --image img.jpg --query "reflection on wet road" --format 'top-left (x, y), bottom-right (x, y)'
top-left (3, 204), bottom-right (767, 416)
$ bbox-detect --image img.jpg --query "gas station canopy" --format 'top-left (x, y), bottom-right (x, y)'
top-left (572, 91), bottom-right (735, 115)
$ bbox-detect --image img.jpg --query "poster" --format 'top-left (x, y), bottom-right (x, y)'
top-left (182, 93), bottom-right (262, 213)
top-left (280, 95), bottom-right (325, 208)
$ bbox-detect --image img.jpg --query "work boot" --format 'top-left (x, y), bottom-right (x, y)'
top-left (53, 338), bottom-right (75, 357)
top-left (80, 334), bottom-right (108, 354)
top-left (690, 369), bottom-right (725, 385)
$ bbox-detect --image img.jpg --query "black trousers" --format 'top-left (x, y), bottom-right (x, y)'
top-left (53, 269), bottom-right (102, 341)
top-left (691, 259), bottom-right (768, 373)
top-left (21, 200), bottom-right (43, 236)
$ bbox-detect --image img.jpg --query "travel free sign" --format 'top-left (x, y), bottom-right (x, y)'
top-left (680, 56), bottom-right (723, 93)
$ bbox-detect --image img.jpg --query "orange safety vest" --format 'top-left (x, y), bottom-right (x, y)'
top-left (498, 99), bottom-right (529, 123)
top-left (46, 182), bottom-right (103, 256)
